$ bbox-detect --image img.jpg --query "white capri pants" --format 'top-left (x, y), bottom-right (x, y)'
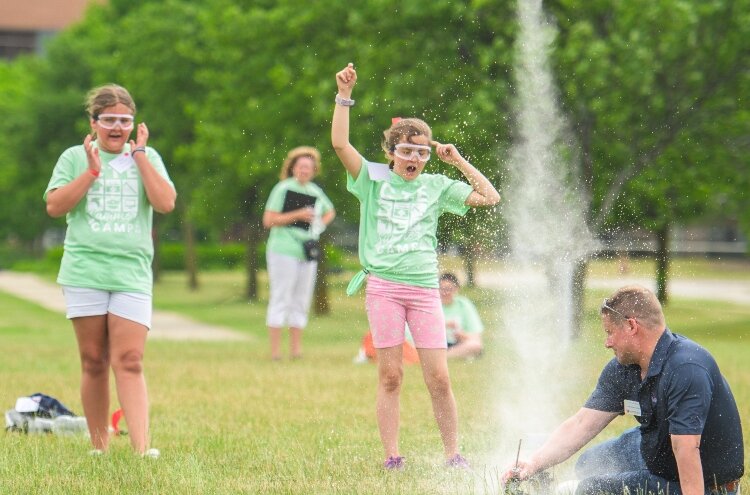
top-left (266, 251), bottom-right (318, 329)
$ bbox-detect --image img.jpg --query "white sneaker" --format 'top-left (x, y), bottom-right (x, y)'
top-left (143, 448), bottom-right (160, 459)
top-left (352, 348), bottom-right (369, 364)
top-left (89, 449), bottom-right (104, 456)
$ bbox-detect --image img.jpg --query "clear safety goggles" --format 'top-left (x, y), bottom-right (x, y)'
top-left (95, 113), bottom-right (135, 130)
top-left (394, 143), bottom-right (431, 162)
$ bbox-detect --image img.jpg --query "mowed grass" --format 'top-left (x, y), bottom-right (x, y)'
top-left (0, 266), bottom-right (748, 494)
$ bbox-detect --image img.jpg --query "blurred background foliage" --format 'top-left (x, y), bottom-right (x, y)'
top-left (0, 0), bottom-right (747, 297)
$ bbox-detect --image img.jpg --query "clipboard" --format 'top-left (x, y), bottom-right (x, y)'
top-left (282, 190), bottom-right (317, 230)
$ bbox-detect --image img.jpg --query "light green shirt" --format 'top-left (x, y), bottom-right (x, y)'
top-left (264, 178), bottom-right (334, 261)
top-left (347, 157), bottom-right (473, 288)
top-left (443, 294), bottom-right (484, 345)
top-left (44, 142), bottom-right (175, 295)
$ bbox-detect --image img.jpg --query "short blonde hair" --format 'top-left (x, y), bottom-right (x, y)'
top-left (601, 285), bottom-right (665, 330)
top-left (279, 146), bottom-right (322, 180)
top-left (85, 84), bottom-right (136, 118)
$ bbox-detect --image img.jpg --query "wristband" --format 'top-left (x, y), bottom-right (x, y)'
top-left (132, 146), bottom-right (146, 156)
top-left (335, 94), bottom-right (355, 107)
top-left (88, 168), bottom-right (100, 178)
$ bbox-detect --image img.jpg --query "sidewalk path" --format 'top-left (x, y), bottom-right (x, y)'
top-left (0, 271), bottom-right (251, 342)
top-left (587, 277), bottom-right (750, 306)
top-left (475, 271), bottom-right (750, 305)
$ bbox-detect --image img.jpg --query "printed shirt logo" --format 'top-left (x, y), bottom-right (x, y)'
top-left (375, 182), bottom-right (432, 255)
top-left (86, 165), bottom-right (141, 234)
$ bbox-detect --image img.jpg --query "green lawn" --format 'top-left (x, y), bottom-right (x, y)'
top-left (0, 268), bottom-right (748, 494)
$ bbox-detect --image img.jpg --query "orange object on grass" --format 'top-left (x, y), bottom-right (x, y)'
top-left (362, 331), bottom-right (420, 364)
top-left (111, 408), bottom-right (124, 435)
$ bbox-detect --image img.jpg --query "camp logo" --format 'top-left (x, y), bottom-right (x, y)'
top-left (86, 166), bottom-right (142, 234)
top-left (374, 182), bottom-right (432, 254)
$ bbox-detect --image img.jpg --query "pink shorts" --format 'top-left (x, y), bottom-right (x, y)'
top-left (365, 276), bottom-right (446, 349)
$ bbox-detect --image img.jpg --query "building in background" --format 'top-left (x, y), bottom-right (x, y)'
top-left (0, 0), bottom-right (102, 59)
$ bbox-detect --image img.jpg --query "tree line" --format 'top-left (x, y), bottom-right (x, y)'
top-left (0, 0), bottom-right (747, 304)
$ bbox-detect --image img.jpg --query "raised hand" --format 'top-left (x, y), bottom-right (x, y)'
top-left (430, 140), bottom-right (465, 167)
top-left (129, 122), bottom-right (149, 151)
top-left (335, 63), bottom-right (357, 98)
top-left (83, 134), bottom-right (101, 175)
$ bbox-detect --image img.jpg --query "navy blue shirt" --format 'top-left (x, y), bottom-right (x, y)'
top-left (585, 329), bottom-right (744, 484)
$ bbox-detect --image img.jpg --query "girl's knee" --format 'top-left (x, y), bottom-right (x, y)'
top-left (80, 352), bottom-right (109, 376)
top-left (112, 350), bottom-right (144, 375)
top-left (379, 370), bottom-right (403, 393)
top-left (425, 373), bottom-right (452, 397)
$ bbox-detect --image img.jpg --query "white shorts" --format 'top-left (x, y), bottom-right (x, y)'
top-left (61, 286), bottom-right (152, 329)
top-left (266, 251), bottom-right (317, 329)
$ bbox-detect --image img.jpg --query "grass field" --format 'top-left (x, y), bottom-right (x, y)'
top-left (0, 261), bottom-right (748, 494)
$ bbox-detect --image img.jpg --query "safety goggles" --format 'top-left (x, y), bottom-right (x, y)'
top-left (95, 113), bottom-right (135, 130)
top-left (394, 143), bottom-right (431, 162)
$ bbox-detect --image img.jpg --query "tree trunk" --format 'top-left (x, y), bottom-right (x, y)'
top-left (313, 233), bottom-right (330, 315)
top-left (462, 242), bottom-right (477, 288)
top-left (571, 259), bottom-right (588, 338)
top-left (184, 216), bottom-right (199, 291)
top-left (655, 223), bottom-right (670, 304)
top-left (245, 216), bottom-right (260, 301)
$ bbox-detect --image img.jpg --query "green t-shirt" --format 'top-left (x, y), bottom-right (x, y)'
top-left (347, 157), bottom-right (473, 288)
top-left (443, 294), bottom-right (484, 344)
top-left (264, 178), bottom-right (334, 261)
top-left (44, 142), bottom-right (175, 295)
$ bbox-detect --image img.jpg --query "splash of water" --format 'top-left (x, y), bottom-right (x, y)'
top-left (492, 0), bottom-right (596, 479)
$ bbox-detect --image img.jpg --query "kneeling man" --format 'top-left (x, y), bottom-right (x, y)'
top-left (503, 285), bottom-right (744, 495)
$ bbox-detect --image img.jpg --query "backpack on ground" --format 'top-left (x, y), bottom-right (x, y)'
top-left (4, 393), bottom-right (80, 434)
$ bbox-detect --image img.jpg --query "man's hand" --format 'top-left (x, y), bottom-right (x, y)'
top-left (501, 460), bottom-right (536, 482)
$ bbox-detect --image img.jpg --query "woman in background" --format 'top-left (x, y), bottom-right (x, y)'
top-left (262, 146), bottom-right (335, 360)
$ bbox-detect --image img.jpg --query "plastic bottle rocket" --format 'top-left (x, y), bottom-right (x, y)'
top-left (26, 417), bottom-right (54, 434)
top-left (51, 415), bottom-right (88, 436)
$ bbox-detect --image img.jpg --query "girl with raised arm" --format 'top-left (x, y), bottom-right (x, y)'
top-left (331, 63), bottom-right (500, 469)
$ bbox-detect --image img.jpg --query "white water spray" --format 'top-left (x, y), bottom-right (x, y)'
top-left (492, 0), bottom-right (596, 477)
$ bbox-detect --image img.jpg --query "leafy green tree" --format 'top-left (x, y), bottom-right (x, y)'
top-left (0, 5), bottom-right (122, 250)
top-left (185, 0), bottom-right (515, 295)
top-left (4, 0), bottom-right (747, 316)
top-left (549, 0), bottom-right (750, 303)
top-left (107, 0), bottom-right (208, 287)
top-left (0, 58), bottom-right (42, 246)
top-left (0, 1), bottom-right (209, 286)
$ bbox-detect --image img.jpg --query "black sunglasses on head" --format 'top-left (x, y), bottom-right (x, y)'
top-left (601, 299), bottom-right (632, 320)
